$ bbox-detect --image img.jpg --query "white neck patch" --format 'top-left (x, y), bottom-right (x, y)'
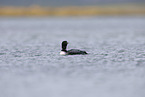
top-left (60, 51), bottom-right (67, 55)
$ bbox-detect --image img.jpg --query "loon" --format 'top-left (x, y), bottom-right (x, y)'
top-left (60, 41), bottom-right (87, 55)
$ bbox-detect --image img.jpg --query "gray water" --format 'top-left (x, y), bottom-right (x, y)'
top-left (0, 16), bottom-right (145, 97)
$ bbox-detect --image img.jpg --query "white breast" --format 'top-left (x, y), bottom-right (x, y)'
top-left (60, 51), bottom-right (67, 55)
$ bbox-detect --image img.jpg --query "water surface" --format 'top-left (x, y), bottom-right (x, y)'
top-left (0, 16), bottom-right (145, 97)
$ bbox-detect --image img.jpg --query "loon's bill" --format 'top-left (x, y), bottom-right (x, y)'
top-left (60, 41), bottom-right (87, 55)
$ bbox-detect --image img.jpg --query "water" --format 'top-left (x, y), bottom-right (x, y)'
top-left (0, 16), bottom-right (145, 97)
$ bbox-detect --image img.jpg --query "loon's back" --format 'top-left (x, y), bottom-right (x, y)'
top-left (67, 49), bottom-right (87, 55)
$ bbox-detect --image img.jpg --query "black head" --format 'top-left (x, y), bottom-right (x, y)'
top-left (61, 41), bottom-right (68, 51)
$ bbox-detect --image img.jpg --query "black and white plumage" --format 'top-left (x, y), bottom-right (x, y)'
top-left (60, 41), bottom-right (87, 55)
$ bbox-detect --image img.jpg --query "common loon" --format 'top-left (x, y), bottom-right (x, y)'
top-left (60, 41), bottom-right (87, 55)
